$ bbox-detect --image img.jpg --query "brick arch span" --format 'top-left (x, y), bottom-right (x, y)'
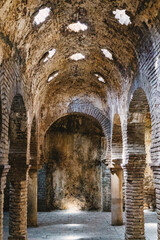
top-left (41, 100), bottom-right (111, 165)
top-left (67, 100), bottom-right (111, 163)
top-left (127, 87), bottom-right (151, 158)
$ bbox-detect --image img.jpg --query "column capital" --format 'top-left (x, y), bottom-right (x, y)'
top-left (109, 159), bottom-right (122, 174)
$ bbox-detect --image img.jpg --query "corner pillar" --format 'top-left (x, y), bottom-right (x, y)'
top-left (8, 165), bottom-right (30, 240)
top-left (27, 168), bottom-right (38, 227)
top-left (110, 160), bottom-right (123, 225)
top-left (0, 165), bottom-right (10, 240)
top-left (123, 155), bottom-right (146, 240)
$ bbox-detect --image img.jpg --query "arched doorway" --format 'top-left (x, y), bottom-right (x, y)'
top-left (42, 113), bottom-right (107, 211)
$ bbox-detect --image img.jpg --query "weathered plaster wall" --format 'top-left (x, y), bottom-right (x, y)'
top-left (45, 114), bottom-right (105, 211)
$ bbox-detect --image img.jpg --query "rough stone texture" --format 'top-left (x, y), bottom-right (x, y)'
top-left (27, 170), bottom-right (37, 227)
top-left (45, 114), bottom-right (105, 211)
top-left (38, 165), bottom-right (46, 212)
top-left (101, 163), bottom-right (111, 211)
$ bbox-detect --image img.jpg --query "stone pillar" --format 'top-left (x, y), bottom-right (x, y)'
top-left (123, 155), bottom-right (146, 240)
top-left (150, 163), bottom-right (160, 240)
top-left (0, 165), bottom-right (10, 240)
top-left (28, 169), bottom-right (37, 227)
top-left (110, 160), bottom-right (123, 225)
top-left (101, 163), bottom-right (111, 211)
top-left (8, 165), bottom-right (30, 240)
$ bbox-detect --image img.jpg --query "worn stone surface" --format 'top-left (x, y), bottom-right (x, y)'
top-left (3, 210), bottom-right (158, 240)
top-left (44, 114), bottom-right (105, 211)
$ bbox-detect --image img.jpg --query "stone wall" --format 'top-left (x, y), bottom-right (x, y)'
top-left (44, 114), bottom-right (105, 211)
top-left (38, 165), bottom-right (47, 211)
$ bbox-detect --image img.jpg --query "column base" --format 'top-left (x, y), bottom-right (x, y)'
top-left (111, 199), bottom-right (123, 226)
top-left (8, 235), bottom-right (27, 240)
top-left (125, 234), bottom-right (145, 240)
top-left (27, 222), bottom-right (37, 228)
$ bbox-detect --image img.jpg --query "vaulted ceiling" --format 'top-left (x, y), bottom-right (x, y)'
top-left (0, 0), bottom-right (159, 116)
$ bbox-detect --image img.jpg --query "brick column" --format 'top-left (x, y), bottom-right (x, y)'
top-left (8, 165), bottom-right (30, 240)
top-left (28, 168), bottom-right (38, 227)
top-left (0, 165), bottom-right (10, 240)
top-left (123, 155), bottom-right (146, 240)
top-left (150, 163), bottom-right (160, 240)
top-left (110, 160), bottom-right (123, 225)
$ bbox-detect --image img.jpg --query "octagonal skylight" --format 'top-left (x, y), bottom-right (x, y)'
top-left (33, 7), bottom-right (51, 25)
top-left (43, 49), bottom-right (56, 63)
top-left (47, 71), bottom-right (59, 82)
top-left (113, 9), bottom-right (131, 26)
top-left (94, 73), bottom-right (105, 83)
top-left (70, 53), bottom-right (85, 61)
top-left (101, 49), bottom-right (113, 60)
top-left (67, 21), bottom-right (88, 32)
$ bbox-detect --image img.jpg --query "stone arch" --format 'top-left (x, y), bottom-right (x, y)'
top-left (127, 87), bottom-right (151, 156)
top-left (43, 112), bottom-right (108, 211)
top-left (67, 99), bottom-right (111, 163)
top-left (42, 100), bottom-right (111, 165)
top-left (7, 93), bottom-right (29, 240)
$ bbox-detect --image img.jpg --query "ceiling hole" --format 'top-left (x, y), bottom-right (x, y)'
top-left (43, 49), bottom-right (56, 63)
top-left (94, 73), bottom-right (105, 83)
top-left (101, 49), bottom-right (113, 60)
top-left (67, 21), bottom-right (88, 32)
top-left (113, 9), bottom-right (131, 26)
top-left (33, 7), bottom-right (51, 25)
top-left (47, 71), bottom-right (59, 82)
top-left (69, 53), bottom-right (85, 61)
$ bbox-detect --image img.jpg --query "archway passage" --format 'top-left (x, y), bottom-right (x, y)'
top-left (7, 94), bottom-right (29, 240)
top-left (111, 114), bottom-right (123, 226)
top-left (43, 114), bottom-right (107, 211)
top-left (125, 88), bottom-right (155, 240)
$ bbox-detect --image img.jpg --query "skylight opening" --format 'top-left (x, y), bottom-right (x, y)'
top-left (67, 21), bottom-right (88, 32)
top-left (70, 53), bottom-right (85, 61)
top-left (113, 9), bottom-right (131, 26)
top-left (47, 71), bottom-right (59, 82)
top-left (101, 49), bottom-right (113, 60)
top-left (94, 73), bottom-right (105, 83)
top-left (33, 7), bottom-right (51, 25)
top-left (43, 48), bottom-right (56, 63)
